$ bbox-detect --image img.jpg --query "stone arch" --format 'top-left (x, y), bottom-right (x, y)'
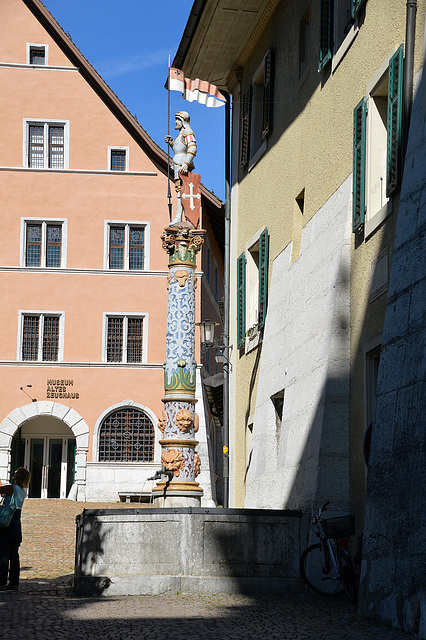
top-left (93, 399), bottom-right (160, 463)
top-left (0, 401), bottom-right (89, 501)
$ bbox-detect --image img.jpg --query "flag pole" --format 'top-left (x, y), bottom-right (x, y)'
top-left (167, 55), bottom-right (172, 223)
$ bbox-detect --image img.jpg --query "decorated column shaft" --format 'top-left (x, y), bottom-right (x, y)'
top-left (152, 224), bottom-right (204, 505)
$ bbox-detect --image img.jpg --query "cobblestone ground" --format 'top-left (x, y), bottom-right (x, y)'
top-left (0, 500), bottom-right (415, 639)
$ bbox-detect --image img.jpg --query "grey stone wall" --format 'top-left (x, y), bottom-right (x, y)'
top-left (74, 507), bottom-right (302, 596)
top-left (358, 65), bottom-right (426, 637)
top-left (244, 176), bottom-right (351, 513)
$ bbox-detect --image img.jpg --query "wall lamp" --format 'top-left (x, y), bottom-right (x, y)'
top-left (195, 320), bottom-right (233, 367)
top-left (20, 385), bottom-right (37, 402)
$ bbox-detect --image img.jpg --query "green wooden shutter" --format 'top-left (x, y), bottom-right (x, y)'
top-left (240, 87), bottom-right (252, 168)
top-left (319, 0), bottom-right (333, 71)
top-left (237, 252), bottom-right (246, 348)
top-left (352, 0), bottom-right (367, 19)
top-left (262, 47), bottom-right (274, 141)
top-left (353, 97), bottom-right (367, 231)
top-left (258, 229), bottom-right (269, 329)
top-left (386, 45), bottom-right (404, 196)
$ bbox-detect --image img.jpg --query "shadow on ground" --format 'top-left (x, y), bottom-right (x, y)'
top-left (0, 575), bottom-right (412, 640)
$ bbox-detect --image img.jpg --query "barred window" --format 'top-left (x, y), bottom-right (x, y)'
top-left (49, 126), bottom-right (64, 169)
top-left (22, 314), bottom-right (60, 361)
top-left (26, 121), bottom-right (67, 169)
top-left (24, 220), bottom-right (63, 268)
top-left (108, 224), bottom-right (145, 270)
top-left (110, 149), bottom-right (126, 171)
top-left (99, 408), bottom-right (154, 462)
top-left (30, 47), bottom-right (45, 65)
top-left (106, 315), bottom-right (144, 363)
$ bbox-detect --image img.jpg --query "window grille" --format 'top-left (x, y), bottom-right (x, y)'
top-left (49, 126), bottom-right (64, 169)
top-left (109, 226), bottom-right (125, 269)
top-left (129, 226), bottom-right (144, 270)
top-left (106, 316), bottom-right (144, 363)
top-left (127, 318), bottom-right (143, 363)
top-left (108, 224), bottom-right (144, 270)
top-left (30, 47), bottom-right (45, 65)
top-left (107, 317), bottom-right (123, 362)
top-left (29, 126), bottom-right (44, 168)
top-left (25, 221), bottom-right (62, 267)
top-left (42, 316), bottom-right (59, 361)
top-left (99, 408), bottom-right (154, 462)
top-left (46, 225), bottom-right (62, 267)
top-left (111, 149), bottom-right (126, 171)
top-left (26, 223), bottom-right (42, 266)
top-left (22, 315), bottom-right (39, 361)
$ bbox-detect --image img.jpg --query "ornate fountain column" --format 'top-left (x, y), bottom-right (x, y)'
top-left (152, 223), bottom-right (204, 507)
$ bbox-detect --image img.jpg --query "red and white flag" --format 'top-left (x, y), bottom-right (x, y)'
top-left (168, 67), bottom-right (226, 108)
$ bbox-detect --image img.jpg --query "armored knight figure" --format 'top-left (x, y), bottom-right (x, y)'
top-left (165, 111), bottom-right (197, 179)
top-left (165, 111), bottom-right (197, 225)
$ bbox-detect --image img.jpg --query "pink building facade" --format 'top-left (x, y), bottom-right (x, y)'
top-left (0, 0), bottom-right (223, 503)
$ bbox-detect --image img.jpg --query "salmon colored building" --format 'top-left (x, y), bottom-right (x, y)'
top-left (0, 0), bottom-right (224, 503)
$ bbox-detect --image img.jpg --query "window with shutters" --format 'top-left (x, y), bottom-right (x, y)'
top-left (237, 228), bottom-right (269, 352)
top-left (21, 219), bottom-right (66, 268)
top-left (319, 0), bottom-right (362, 73)
top-left (105, 222), bottom-right (148, 270)
top-left (103, 314), bottom-right (147, 363)
top-left (240, 48), bottom-right (274, 171)
top-left (23, 120), bottom-right (69, 169)
top-left (353, 46), bottom-right (404, 235)
top-left (19, 312), bottom-right (64, 362)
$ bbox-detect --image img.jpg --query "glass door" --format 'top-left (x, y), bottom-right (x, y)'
top-left (47, 439), bottom-right (62, 498)
top-left (26, 437), bottom-right (74, 498)
top-left (29, 438), bottom-right (44, 498)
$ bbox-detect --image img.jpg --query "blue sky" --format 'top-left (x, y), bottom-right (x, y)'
top-left (42, 0), bottom-right (226, 200)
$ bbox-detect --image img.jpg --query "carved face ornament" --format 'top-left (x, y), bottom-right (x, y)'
top-left (176, 408), bottom-right (193, 433)
top-left (162, 449), bottom-right (184, 476)
top-left (174, 270), bottom-right (189, 287)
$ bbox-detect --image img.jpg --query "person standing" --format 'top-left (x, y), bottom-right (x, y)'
top-left (0, 467), bottom-right (31, 591)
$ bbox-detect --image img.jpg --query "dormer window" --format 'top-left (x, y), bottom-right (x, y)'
top-left (27, 43), bottom-right (48, 66)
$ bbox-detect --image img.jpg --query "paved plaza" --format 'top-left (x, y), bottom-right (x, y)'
top-left (0, 500), bottom-right (416, 639)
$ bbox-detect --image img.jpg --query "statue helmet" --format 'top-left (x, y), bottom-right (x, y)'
top-left (175, 110), bottom-right (190, 124)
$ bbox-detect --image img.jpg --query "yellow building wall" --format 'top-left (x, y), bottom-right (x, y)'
top-left (231, 0), bottom-right (425, 507)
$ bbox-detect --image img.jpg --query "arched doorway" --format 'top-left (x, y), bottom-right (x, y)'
top-left (12, 416), bottom-right (76, 498)
top-left (0, 402), bottom-right (89, 500)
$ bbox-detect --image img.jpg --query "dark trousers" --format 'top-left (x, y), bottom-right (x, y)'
top-left (0, 540), bottom-right (21, 586)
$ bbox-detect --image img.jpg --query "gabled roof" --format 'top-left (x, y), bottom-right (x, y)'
top-left (23, 0), bottom-right (224, 219)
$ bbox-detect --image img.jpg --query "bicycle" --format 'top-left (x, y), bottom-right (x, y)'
top-left (299, 501), bottom-right (357, 602)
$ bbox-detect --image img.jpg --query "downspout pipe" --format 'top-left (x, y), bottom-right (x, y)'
top-left (402, 0), bottom-right (417, 164)
top-left (222, 91), bottom-right (231, 508)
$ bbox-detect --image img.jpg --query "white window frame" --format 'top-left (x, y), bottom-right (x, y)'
top-left (23, 118), bottom-right (70, 169)
top-left (364, 49), bottom-right (396, 237)
top-left (20, 217), bottom-right (67, 268)
top-left (108, 146), bottom-right (129, 172)
top-left (26, 43), bottom-right (49, 66)
top-left (104, 220), bottom-right (150, 270)
top-left (17, 310), bottom-right (65, 362)
top-left (102, 313), bottom-right (148, 364)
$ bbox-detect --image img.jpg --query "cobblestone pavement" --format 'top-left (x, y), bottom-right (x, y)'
top-left (0, 500), bottom-right (415, 639)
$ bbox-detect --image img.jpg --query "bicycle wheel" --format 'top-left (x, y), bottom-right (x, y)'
top-left (340, 550), bottom-right (357, 603)
top-left (300, 543), bottom-right (344, 597)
